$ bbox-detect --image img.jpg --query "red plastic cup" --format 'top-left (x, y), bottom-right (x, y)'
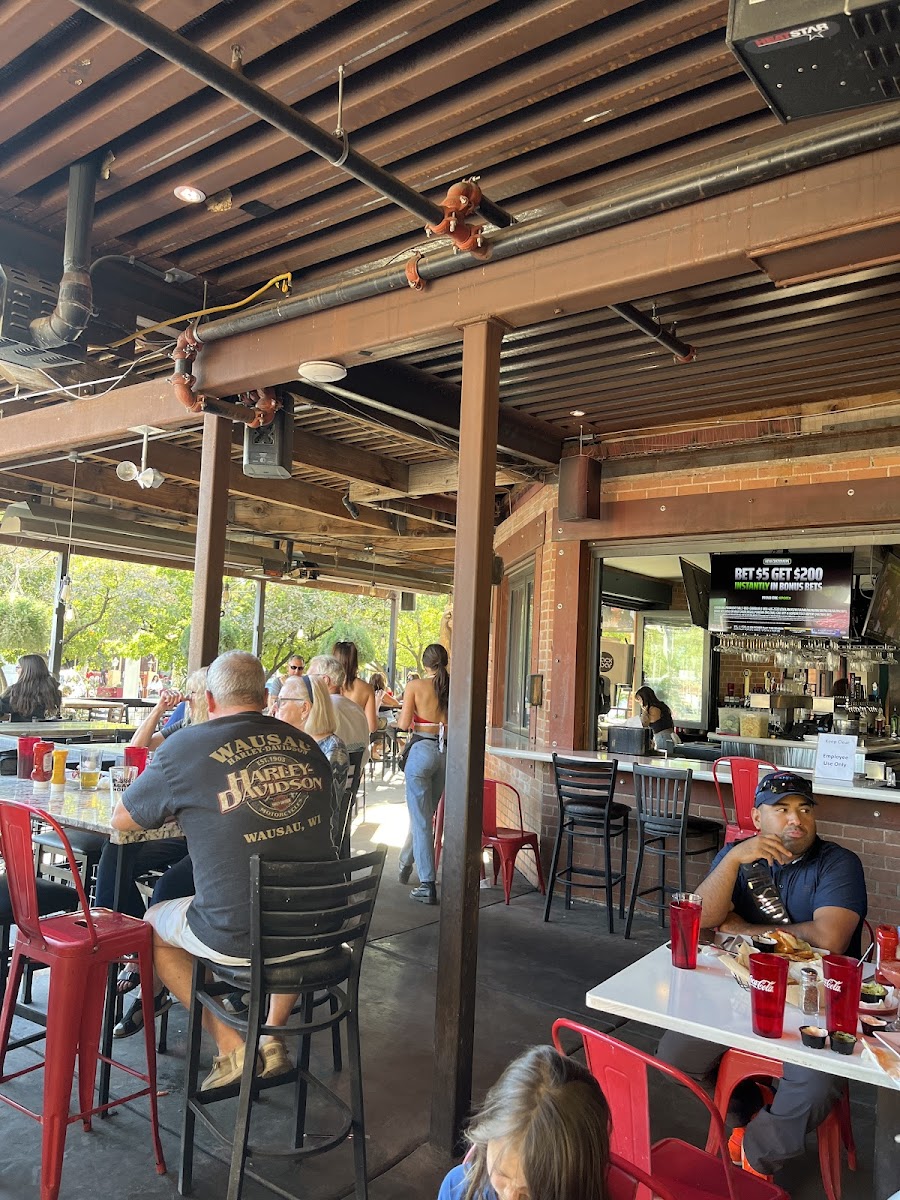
top-left (124, 745), bottom-right (149, 775)
top-left (749, 952), bottom-right (789, 1038)
top-left (669, 893), bottom-right (703, 970)
top-left (823, 954), bottom-right (863, 1036)
top-left (17, 736), bottom-right (40, 780)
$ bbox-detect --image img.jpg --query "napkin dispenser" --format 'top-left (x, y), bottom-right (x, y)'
top-left (607, 726), bottom-right (650, 756)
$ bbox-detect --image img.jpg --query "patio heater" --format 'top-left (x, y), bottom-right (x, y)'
top-left (728, 0), bottom-right (900, 122)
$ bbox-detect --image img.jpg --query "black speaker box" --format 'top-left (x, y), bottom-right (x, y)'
top-left (727, 1), bottom-right (900, 123)
top-left (400, 591), bottom-right (416, 611)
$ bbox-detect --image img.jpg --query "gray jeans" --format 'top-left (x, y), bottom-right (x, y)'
top-left (656, 1030), bottom-right (841, 1175)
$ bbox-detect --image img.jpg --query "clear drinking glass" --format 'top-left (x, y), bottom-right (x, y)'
top-left (79, 746), bottom-right (103, 791)
top-left (108, 764), bottom-right (138, 799)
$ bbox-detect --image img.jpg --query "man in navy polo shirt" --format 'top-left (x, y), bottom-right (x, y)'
top-left (657, 770), bottom-right (867, 1181)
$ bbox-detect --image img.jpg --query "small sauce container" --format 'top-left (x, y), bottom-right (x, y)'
top-left (829, 1031), bottom-right (858, 1055)
top-left (799, 1025), bottom-right (827, 1049)
top-left (860, 1016), bottom-right (888, 1039)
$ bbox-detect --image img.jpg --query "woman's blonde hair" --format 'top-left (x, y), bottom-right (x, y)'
top-left (184, 668), bottom-right (209, 725)
top-left (299, 674), bottom-right (336, 739)
top-left (463, 1045), bottom-right (610, 1200)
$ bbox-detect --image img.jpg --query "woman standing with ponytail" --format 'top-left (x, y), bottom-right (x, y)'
top-left (397, 643), bottom-right (449, 905)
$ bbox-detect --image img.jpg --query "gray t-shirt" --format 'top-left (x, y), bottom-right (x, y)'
top-left (123, 711), bottom-right (335, 957)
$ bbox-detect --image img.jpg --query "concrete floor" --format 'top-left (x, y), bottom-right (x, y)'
top-left (0, 770), bottom-right (879, 1199)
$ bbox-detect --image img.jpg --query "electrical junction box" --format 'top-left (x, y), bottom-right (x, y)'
top-left (727, 0), bottom-right (900, 123)
top-left (242, 392), bottom-right (294, 479)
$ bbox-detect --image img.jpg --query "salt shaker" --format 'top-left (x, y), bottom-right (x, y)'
top-left (800, 967), bottom-right (819, 1016)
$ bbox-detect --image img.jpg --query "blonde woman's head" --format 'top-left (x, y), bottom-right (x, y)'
top-left (184, 668), bottom-right (209, 725)
top-left (277, 674), bottom-right (336, 739)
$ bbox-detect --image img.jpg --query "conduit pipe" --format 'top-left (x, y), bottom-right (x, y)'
top-left (73, 0), bottom-right (443, 229)
top-left (194, 105), bottom-right (900, 346)
top-left (72, 0), bottom-right (514, 246)
top-left (30, 157), bottom-right (100, 349)
top-left (608, 302), bottom-right (695, 364)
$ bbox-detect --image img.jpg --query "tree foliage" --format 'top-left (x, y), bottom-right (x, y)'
top-left (0, 545), bottom-right (447, 686)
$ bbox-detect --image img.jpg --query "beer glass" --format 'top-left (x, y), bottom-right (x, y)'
top-left (79, 746), bottom-right (103, 791)
top-left (109, 764), bottom-right (138, 799)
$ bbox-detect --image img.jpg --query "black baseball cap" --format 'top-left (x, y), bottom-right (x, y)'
top-left (754, 771), bottom-right (817, 807)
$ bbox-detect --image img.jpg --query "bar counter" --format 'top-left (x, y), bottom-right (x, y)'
top-left (484, 731), bottom-right (900, 927)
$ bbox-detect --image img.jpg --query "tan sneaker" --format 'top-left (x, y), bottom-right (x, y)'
top-left (200, 1044), bottom-right (261, 1093)
top-left (258, 1038), bottom-right (292, 1079)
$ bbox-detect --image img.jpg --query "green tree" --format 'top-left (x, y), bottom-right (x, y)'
top-left (0, 594), bottom-right (51, 660)
top-left (396, 593), bottom-right (446, 675)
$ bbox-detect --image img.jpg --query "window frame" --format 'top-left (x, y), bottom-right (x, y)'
top-left (634, 610), bottom-right (710, 730)
top-left (503, 564), bottom-right (535, 733)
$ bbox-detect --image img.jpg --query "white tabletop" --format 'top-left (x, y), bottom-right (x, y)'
top-left (586, 944), bottom-right (894, 1089)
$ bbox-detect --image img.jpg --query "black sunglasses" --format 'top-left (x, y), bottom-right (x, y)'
top-left (755, 772), bottom-right (814, 799)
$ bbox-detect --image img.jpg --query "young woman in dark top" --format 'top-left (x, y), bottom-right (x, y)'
top-left (634, 685), bottom-right (680, 751)
top-left (0, 654), bottom-right (62, 721)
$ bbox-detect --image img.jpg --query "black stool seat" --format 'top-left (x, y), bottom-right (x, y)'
top-left (33, 829), bottom-right (107, 855)
top-left (1, 878), bottom-right (80, 923)
top-left (624, 764), bottom-right (722, 938)
top-left (205, 946), bottom-right (352, 993)
top-left (544, 756), bottom-right (629, 935)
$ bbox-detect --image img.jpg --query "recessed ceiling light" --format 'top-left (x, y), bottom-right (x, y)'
top-left (173, 185), bottom-right (207, 204)
top-left (297, 360), bottom-right (347, 384)
top-left (570, 409), bottom-right (586, 417)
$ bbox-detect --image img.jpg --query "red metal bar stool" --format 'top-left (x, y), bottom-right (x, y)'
top-left (704, 1048), bottom-right (856, 1200)
top-left (712, 758), bottom-right (772, 843)
top-left (0, 801), bottom-right (166, 1200)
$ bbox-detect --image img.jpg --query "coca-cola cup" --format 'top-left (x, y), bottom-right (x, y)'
top-left (17, 736), bottom-right (40, 780)
top-left (124, 745), bottom-right (149, 775)
top-left (669, 892), bottom-right (703, 970)
top-left (823, 954), bottom-right (862, 1036)
top-left (750, 952), bottom-right (789, 1038)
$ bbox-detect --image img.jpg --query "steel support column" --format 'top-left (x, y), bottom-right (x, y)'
top-left (188, 415), bottom-right (230, 671)
top-left (430, 317), bottom-right (506, 1154)
top-left (48, 547), bottom-right (70, 678)
top-left (252, 579), bottom-right (266, 659)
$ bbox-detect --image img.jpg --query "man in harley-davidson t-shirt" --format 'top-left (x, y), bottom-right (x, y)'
top-left (112, 649), bottom-right (335, 1092)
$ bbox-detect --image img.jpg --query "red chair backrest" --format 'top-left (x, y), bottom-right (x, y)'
top-left (481, 779), bottom-right (523, 838)
top-left (552, 1018), bottom-right (739, 1200)
top-left (713, 757), bottom-right (771, 833)
top-left (0, 800), bottom-right (96, 948)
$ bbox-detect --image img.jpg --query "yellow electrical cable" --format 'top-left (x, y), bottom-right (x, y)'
top-left (102, 272), bottom-right (292, 349)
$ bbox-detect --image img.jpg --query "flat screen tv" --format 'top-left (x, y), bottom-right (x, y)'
top-left (862, 552), bottom-right (900, 646)
top-left (680, 558), bottom-right (710, 629)
top-left (709, 552), bottom-right (852, 637)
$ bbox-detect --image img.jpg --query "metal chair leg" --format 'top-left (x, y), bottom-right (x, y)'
top-left (624, 831), bottom-right (646, 940)
top-left (178, 962), bottom-right (205, 1197)
top-left (618, 815), bottom-right (629, 919)
top-left (543, 821), bottom-right (565, 922)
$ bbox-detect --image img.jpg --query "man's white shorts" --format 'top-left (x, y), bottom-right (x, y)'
top-left (144, 897), bottom-right (249, 966)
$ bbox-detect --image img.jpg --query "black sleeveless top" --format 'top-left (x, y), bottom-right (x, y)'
top-left (648, 702), bottom-right (674, 735)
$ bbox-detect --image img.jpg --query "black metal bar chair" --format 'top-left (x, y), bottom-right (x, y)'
top-left (179, 846), bottom-right (386, 1200)
top-left (543, 755), bottom-right (629, 934)
top-left (624, 764), bottom-right (722, 938)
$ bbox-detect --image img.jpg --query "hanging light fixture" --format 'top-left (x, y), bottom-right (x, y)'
top-left (115, 426), bottom-right (167, 489)
top-left (58, 453), bottom-right (79, 620)
top-left (368, 545), bottom-right (378, 597)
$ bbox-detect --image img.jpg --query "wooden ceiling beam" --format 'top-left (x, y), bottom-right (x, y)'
top-left (9, 457), bottom-right (199, 517)
top-left (229, 497), bottom-right (454, 543)
top-left (348, 462), bottom-right (528, 503)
